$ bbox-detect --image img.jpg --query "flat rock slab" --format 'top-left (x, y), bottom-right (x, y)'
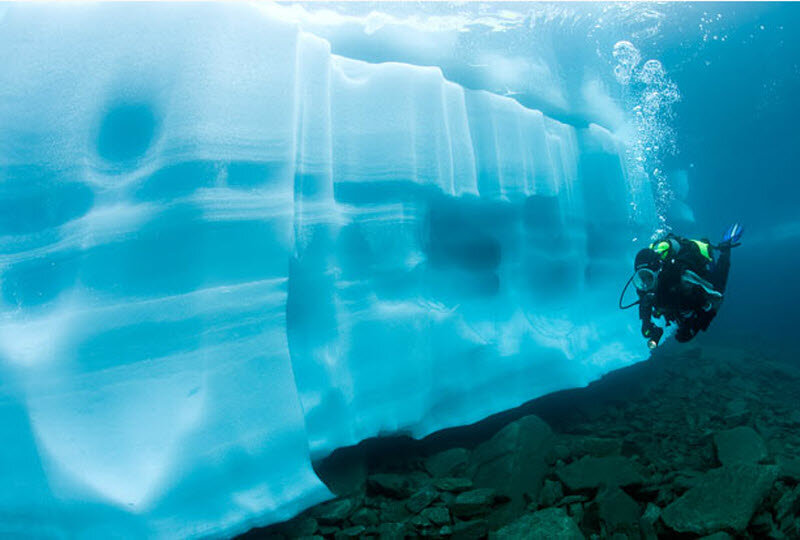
top-left (425, 448), bottom-right (470, 477)
top-left (420, 506), bottom-right (450, 527)
top-left (775, 485), bottom-right (800, 522)
top-left (561, 436), bottom-right (622, 459)
top-left (376, 522), bottom-right (408, 540)
top-left (367, 473), bottom-right (414, 499)
top-left (312, 497), bottom-right (357, 524)
top-left (274, 516), bottom-right (318, 537)
top-left (334, 525), bottom-right (365, 539)
top-left (596, 486), bottom-right (641, 536)
top-left (406, 485), bottom-right (439, 514)
top-left (452, 488), bottom-right (497, 518)
top-left (434, 477), bottom-right (473, 493)
top-left (451, 518), bottom-right (489, 540)
top-left (699, 533), bottom-right (734, 540)
top-left (556, 456), bottom-right (644, 490)
top-left (470, 415), bottom-right (552, 510)
top-left (490, 507), bottom-right (584, 540)
top-left (348, 507), bottom-right (378, 527)
top-left (379, 500), bottom-right (411, 522)
top-left (777, 456), bottom-right (800, 481)
top-left (713, 426), bottom-right (767, 466)
top-left (539, 479), bottom-right (564, 507)
top-left (661, 464), bottom-right (778, 535)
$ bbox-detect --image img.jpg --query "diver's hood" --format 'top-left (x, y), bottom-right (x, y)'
top-left (634, 248), bottom-right (661, 270)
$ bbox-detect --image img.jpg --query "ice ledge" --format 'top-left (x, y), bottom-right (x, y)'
top-left (0, 3), bottom-right (653, 537)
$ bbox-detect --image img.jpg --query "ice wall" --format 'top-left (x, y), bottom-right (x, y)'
top-left (0, 3), bottom-right (654, 537)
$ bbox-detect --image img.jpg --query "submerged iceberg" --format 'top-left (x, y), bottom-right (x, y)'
top-left (0, 3), bottom-right (656, 537)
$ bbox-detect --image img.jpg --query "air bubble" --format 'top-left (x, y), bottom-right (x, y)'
top-left (610, 42), bottom-right (680, 233)
top-left (638, 59), bottom-right (665, 84)
top-left (612, 40), bottom-right (641, 85)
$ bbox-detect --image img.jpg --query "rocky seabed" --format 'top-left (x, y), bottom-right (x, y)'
top-left (243, 341), bottom-right (800, 539)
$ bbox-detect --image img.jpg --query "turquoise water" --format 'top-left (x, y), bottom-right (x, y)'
top-left (301, 1), bottom-right (799, 345)
top-left (1, 2), bottom-right (798, 537)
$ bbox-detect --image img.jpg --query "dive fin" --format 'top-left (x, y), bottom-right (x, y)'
top-left (722, 223), bottom-right (744, 246)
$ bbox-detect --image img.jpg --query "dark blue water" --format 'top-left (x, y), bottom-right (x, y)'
top-left (661, 3), bottom-right (800, 345)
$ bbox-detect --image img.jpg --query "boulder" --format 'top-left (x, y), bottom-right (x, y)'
top-left (749, 511), bottom-right (779, 538)
top-left (318, 525), bottom-right (340, 536)
top-left (314, 447), bottom-right (368, 496)
top-left (434, 477), bottom-right (473, 493)
top-left (376, 522), bottom-right (407, 540)
top-left (698, 533), bottom-right (733, 540)
top-left (551, 443), bottom-right (570, 462)
top-left (775, 485), bottom-right (800, 524)
top-left (408, 513), bottom-right (430, 529)
top-left (452, 488), bottom-right (498, 519)
top-left (561, 436), bottom-right (622, 460)
top-left (557, 495), bottom-right (589, 506)
top-left (723, 398), bottom-right (749, 425)
top-left (407, 469), bottom-right (433, 488)
top-left (275, 516), bottom-right (318, 537)
top-left (538, 479), bottom-right (564, 508)
top-left (334, 525), bottom-right (365, 539)
top-left (595, 487), bottom-right (640, 537)
top-left (556, 456), bottom-right (644, 491)
top-left (713, 427), bottom-right (767, 466)
top-left (406, 485), bottom-right (439, 514)
top-left (421, 506), bottom-right (451, 527)
top-left (425, 448), bottom-right (470, 477)
top-left (490, 507), bottom-right (584, 540)
top-left (469, 415), bottom-right (553, 513)
top-left (451, 518), bottom-right (489, 539)
top-left (777, 456), bottom-right (800, 482)
top-left (348, 507), bottom-right (378, 527)
top-left (567, 503), bottom-right (584, 525)
top-left (661, 464), bottom-right (778, 535)
top-left (379, 500), bottom-right (410, 522)
top-left (640, 503), bottom-right (660, 540)
top-left (313, 497), bottom-right (357, 525)
top-left (439, 491), bottom-right (456, 507)
top-left (780, 519), bottom-right (800, 538)
top-left (367, 473), bottom-right (414, 499)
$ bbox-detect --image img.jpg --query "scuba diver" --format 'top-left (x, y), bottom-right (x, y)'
top-left (621, 224), bottom-right (744, 349)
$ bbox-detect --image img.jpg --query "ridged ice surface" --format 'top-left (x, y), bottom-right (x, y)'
top-left (0, 4), bottom-right (655, 538)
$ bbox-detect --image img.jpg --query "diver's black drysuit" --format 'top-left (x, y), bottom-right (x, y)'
top-left (637, 235), bottom-right (732, 343)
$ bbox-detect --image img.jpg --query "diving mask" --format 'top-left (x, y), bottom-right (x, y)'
top-left (633, 267), bottom-right (658, 293)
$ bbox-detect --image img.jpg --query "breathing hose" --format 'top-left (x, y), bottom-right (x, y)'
top-left (618, 273), bottom-right (640, 310)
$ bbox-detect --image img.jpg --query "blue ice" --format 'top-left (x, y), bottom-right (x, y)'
top-left (0, 3), bottom-right (658, 537)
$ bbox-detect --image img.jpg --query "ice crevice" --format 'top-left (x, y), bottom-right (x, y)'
top-left (0, 3), bottom-right (657, 537)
